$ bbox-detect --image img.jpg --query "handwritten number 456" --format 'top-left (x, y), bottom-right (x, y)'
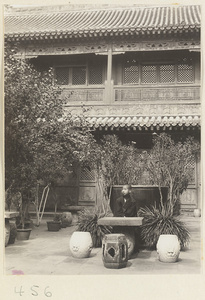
top-left (15, 286), bottom-right (52, 297)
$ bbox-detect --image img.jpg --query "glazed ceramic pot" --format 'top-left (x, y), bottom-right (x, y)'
top-left (47, 221), bottom-right (61, 231)
top-left (156, 234), bottom-right (180, 263)
top-left (69, 232), bottom-right (93, 258)
top-left (61, 212), bottom-right (72, 227)
top-left (193, 208), bottom-right (201, 217)
top-left (16, 228), bottom-right (32, 240)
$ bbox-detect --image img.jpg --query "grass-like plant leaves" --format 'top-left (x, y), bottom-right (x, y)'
top-left (138, 206), bottom-right (190, 249)
top-left (77, 209), bottom-right (112, 247)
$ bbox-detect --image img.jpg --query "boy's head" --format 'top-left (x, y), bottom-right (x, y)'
top-left (121, 184), bottom-right (132, 196)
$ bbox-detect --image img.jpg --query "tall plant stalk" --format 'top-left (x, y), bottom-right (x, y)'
top-left (145, 133), bottom-right (200, 216)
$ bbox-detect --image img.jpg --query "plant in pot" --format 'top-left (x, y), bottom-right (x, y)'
top-left (16, 190), bottom-right (33, 241)
top-left (138, 205), bottom-right (190, 262)
top-left (74, 135), bottom-right (144, 252)
top-left (88, 135), bottom-right (143, 215)
top-left (68, 136), bottom-right (116, 254)
top-left (138, 133), bottom-right (200, 262)
top-left (46, 183), bottom-right (62, 231)
top-left (5, 185), bottom-right (20, 245)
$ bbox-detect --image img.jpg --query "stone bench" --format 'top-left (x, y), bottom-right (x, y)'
top-left (98, 217), bottom-right (143, 258)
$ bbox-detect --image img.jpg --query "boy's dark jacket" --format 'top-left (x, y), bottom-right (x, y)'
top-left (114, 194), bottom-right (137, 217)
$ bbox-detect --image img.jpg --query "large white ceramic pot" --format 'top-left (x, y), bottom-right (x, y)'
top-left (156, 234), bottom-right (180, 263)
top-left (69, 231), bottom-right (93, 258)
top-left (193, 208), bottom-right (201, 217)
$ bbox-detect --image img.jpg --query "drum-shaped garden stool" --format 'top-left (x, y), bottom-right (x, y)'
top-left (102, 234), bottom-right (128, 269)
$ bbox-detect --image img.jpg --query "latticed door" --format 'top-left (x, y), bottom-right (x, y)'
top-left (78, 167), bottom-right (96, 206)
top-left (180, 156), bottom-right (198, 211)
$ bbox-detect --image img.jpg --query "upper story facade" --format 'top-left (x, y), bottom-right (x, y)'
top-left (4, 4), bottom-right (201, 130)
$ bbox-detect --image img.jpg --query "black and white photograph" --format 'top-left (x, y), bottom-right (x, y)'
top-left (2, 0), bottom-right (202, 282)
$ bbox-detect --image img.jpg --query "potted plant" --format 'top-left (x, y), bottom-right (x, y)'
top-left (16, 191), bottom-right (33, 240)
top-left (138, 133), bottom-right (199, 262)
top-left (46, 183), bottom-right (62, 231)
top-left (142, 133), bottom-right (200, 216)
top-left (47, 214), bottom-right (62, 231)
top-left (88, 135), bottom-right (144, 216)
top-left (138, 205), bottom-right (190, 249)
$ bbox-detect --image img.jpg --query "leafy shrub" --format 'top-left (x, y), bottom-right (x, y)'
top-left (138, 205), bottom-right (190, 249)
top-left (77, 209), bottom-right (112, 247)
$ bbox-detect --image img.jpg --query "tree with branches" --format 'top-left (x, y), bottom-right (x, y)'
top-left (4, 44), bottom-right (95, 226)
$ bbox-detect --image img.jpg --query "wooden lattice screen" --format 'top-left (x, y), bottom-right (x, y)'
top-left (80, 167), bottom-right (96, 182)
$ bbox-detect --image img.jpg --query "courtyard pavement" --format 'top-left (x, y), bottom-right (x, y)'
top-left (5, 215), bottom-right (202, 275)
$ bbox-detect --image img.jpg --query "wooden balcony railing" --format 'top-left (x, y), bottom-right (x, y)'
top-left (61, 87), bottom-right (104, 102)
top-left (60, 85), bottom-right (200, 103)
top-left (114, 86), bottom-right (200, 102)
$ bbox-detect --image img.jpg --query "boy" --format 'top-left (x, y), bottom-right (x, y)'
top-left (114, 184), bottom-right (137, 217)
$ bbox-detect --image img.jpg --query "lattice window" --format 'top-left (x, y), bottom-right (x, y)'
top-left (177, 64), bottom-right (194, 83)
top-left (185, 157), bottom-right (196, 184)
top-left (141, 65), bottom-right (157, 84)
top-left (159, 64), bottom-right (175, 83)
top-left (124, 63), bottom-right (139, 84)
top-left (55, 67), bottom-right (69, 85)
top-left (72, 67), bottom-right (86, 85)
top-left (80, 167), bottom-right (95, 182)
top-left (88, 64), bottom-right (103, 85)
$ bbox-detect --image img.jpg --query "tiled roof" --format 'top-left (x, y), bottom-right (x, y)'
top-left (86, 115), bottom-right (200, 129)
top-left (4, 5), bottom-right (201, 40)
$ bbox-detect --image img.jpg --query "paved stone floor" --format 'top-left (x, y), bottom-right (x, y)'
top-left (5, 216), bottom-right (202, 275)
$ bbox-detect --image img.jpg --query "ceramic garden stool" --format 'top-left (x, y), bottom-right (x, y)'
top-left (156, 234), bottom-right (181, 263)
top-left (69, 231), bottom-right (93, 258)
top-left (102, 233), bottom-right (128, 269)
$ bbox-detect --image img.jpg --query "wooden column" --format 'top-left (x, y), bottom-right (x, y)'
top-left (196, 156), bottom-right (201, 209)
top-left (105, 46), bottom-right (113, 104)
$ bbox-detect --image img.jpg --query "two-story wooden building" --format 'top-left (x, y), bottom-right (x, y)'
top-left (4, 4), bottom-right (201, 213)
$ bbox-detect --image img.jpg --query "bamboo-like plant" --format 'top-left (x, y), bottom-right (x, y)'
top-left (138, 133), bottom-right (199, 248)
top-left (86, 135), bottom-right (143, 216)
top-left (142, 133), bottom-right (200, 215)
